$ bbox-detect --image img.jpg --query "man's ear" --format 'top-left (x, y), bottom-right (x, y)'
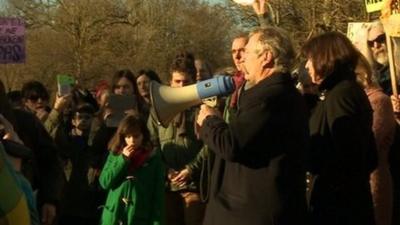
top-left (261, 51), bottom-right (274, 68)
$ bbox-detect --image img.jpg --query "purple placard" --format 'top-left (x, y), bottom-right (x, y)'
top-left (0, 17), bottom-right (25, 64)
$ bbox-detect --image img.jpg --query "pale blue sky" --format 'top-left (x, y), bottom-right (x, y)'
top-left (205, 0), bottom-right (225, 5)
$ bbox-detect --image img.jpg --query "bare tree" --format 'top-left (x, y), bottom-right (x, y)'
top-left (2, 0), bottom-right (235, 91)
top-left (224, 0), bottom-right (369, 47)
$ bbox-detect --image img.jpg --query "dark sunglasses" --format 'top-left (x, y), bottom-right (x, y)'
top-left (367, 34), bottom-right (386, 48)
top-left (27, 94), bottom-right (48, 101)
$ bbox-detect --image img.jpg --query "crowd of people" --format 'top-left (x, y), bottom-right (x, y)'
top-left (1, 0), bottom-right (400, 225)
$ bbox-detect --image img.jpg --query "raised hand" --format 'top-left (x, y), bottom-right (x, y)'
top-left (252, 0), bottom-right (267, 15)
top-left (53, 94), bottom-right (72, 113)
top-left (391, 94), bottom-right (400, 113)
top-left (122, 144), bottom-right (136, 158)
top-left (196, 104), bottom-right (221, 127)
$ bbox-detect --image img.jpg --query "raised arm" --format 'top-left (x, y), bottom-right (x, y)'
top-left (252, 0), bottom-right (274, 28)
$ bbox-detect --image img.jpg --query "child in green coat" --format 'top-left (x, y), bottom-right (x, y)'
top-left (99, 114), bottom-right (165, 225)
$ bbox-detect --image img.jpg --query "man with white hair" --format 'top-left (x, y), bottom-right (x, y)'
top-left (367, 21), bottom-right (391, 95)
top-left (196, 26), bottom-right (309, 225)
top-left (368, 21), bottom-right (400, 225)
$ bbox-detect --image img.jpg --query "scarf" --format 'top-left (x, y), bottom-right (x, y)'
top-left (128, 146), bottom-right (153, 171)
top-left (230, 71), bottom-right (245, 108)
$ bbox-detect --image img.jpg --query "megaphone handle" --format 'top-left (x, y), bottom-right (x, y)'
top-left (202, 96), bottom-right (218, 108)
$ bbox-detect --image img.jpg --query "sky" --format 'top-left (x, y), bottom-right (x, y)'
top-left (205, 0), bottom-right (225, 5)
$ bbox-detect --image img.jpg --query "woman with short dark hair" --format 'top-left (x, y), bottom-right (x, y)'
top-left (302, 31), bottom-right (377, 225)
top-left (21, 80), bottom-right (51, 122)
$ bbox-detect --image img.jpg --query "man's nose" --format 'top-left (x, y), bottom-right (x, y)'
top-left (239, 54), bottom-right (246, 63)
top-left (235, 51), bottom-right (241, 59)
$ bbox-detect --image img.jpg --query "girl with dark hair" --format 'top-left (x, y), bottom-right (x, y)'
top-left (90, 69), bottom-right (144, 189)
top-left (303, 31), bottom-right (377, 225)
top-left (99, 114), bottom-right (164, 225)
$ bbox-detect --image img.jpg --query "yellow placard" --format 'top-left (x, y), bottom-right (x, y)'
top-left (380, 0), bottom-right (400, 37)
top-left (381, 14), bottom-right (400, 37)
top-left (365, 0), bottom-right (385, 12)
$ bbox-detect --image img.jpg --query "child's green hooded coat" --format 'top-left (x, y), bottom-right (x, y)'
top-left (99, 150), bottom-right (165, 225)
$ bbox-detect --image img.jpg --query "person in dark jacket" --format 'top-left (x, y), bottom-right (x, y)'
top-left (302, 31), bottom-right (377, 225)
top-left (50, 103), bottom-right (103, 225)
top-left (0, 80), bottom-right (64, 225)
top-left (196, 26), bottom-right (309, 225)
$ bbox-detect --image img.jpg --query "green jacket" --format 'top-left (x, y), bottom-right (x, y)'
top-left (99, 150), bottom-right (165, 225)
top-left (147, 109), bottom-right (203, 191)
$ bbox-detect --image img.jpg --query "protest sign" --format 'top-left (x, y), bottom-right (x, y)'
top-left (365, 0), bottom-right (385, 13)
top-left (57, 74), bottom-right (75, 96)
top-left (347, 22), bottom-right (370, 45)
top-left (0, 17), bottom-right (25, 64)
top-left (105, 94), bottom-right (137, 127)
top-left (347, 22), bottom-right (372, 58)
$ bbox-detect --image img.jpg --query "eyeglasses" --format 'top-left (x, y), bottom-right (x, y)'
top-left (367, 34), bottom-right (386, 48)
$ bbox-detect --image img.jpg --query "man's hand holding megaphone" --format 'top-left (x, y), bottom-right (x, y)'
top-left (196, 104), bottom-right (221, 127)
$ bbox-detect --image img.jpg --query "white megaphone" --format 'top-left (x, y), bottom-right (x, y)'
top-left (150, 76), bottom-right (235, 127)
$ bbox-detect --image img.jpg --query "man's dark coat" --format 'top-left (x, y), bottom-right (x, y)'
top-left (200, 73), bottom-right (309, 225)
